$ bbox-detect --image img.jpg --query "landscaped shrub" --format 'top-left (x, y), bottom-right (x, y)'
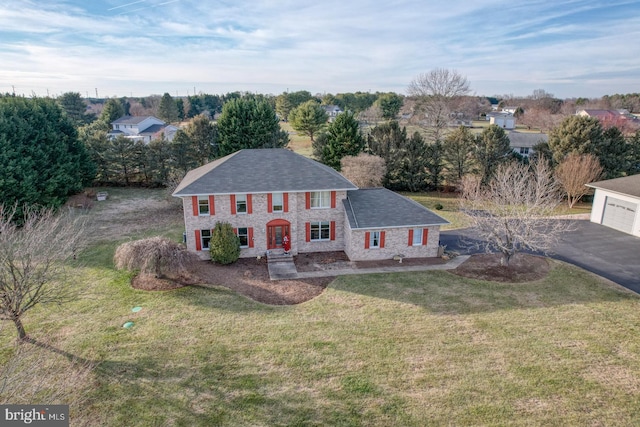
top-left (114, 236), bottom-right (197, 279)
top-left (209, 222), bottom-right (240, 265)
top-left (434, 203), bottom-right (444, 210)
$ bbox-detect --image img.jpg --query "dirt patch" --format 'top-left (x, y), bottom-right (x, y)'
top-left (451, 253), bottom-right (551, 283)
top-left (132, 257), bottom-right (334, 305)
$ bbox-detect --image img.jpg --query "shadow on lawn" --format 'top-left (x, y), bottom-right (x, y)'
top-left (328, 264), bottom-right (638, 315)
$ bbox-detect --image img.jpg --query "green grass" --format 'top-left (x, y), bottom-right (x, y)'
top-left (281, 122), bottom-right (313, 157)
top-left (3, 257), bottom-right (640, 426)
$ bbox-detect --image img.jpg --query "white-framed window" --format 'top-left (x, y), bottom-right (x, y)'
top-left (235, 194), bottom-right (247, 214)
top-left (310, 221), bottom-right (331, 241)
top-left (201, 229), bottom-right (212, 250)
top-left (272, 193), bottom-right (283, 212)
top-left (198, 196), bottom-right (209, 215)
top-left (370, 231), bottom-right (381, 248)
top-left (520, 147), bottom-right (529, 155)
top-left (237, 227), bottom-right (249, 248)
top-left (412, 228), bottom-right (423, 246)
top-left (311, 191), bottom-right (330, 209)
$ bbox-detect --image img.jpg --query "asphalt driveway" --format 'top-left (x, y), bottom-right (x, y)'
top-left (441, 220), bottom-right (640, 293)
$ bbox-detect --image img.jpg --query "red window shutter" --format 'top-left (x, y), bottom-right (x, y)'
top-left (233, 228), bottom-right (237, 234)
top-left (192, 196), bottom-right (199, 216)
top-left (209, 195), bottom-right (215, 215)
top-left (283, 193), bottom-right (289, 212)
top-left (408, 229), bottom-right (414, 246)
top-left (380, 231), bottom-right (386, 248)
top-left (305, 192), bottom-right (311, 209)
top-left (422, 229), bottom-right (429, 246)
top-left (364, 232), bottom-right (370, 249)
top-left (248, 227), bottom-right (254, 248)
top-left (247, 194), bottom-right (253, 214)
top-left (331, 191), bottom-right (336, 208)
top-left (194, 230), bottom-right (202, 251)
top-left (230, 194), bottom-right (236, 215)
top-left (305, 223), bottom-right (311, 242)
top-left (267, 193), bottom-right (273, 213)
top-left (330, 221), bottom-right (336, 241)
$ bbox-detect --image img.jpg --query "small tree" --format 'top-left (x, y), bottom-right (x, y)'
top-left (555, 153), bottom-right (603, 208)
top-left (312, 111), bottom-right (365, 170)
top-left (114, 236), bottom-right (197, 279)
top-left (460, 159), bottom-right (571, 266)
top-left (288, 100), bottom-right (328, 142)
top-left (209, 222), bottom-right (240, 265)
top-left (0, 207), bottom-right (86, 340)
top-left (340, 153), bottom-right (386, 188)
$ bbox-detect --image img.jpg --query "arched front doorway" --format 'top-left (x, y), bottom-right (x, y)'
top-left (266, 219), bottom-right (291, 250)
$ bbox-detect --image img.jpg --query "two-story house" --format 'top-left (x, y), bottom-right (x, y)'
top-left (172, 149), bottom-right (449, 261)
top-left (108, 115), bottom-right (179, 144)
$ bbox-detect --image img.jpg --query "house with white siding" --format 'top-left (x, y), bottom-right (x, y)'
top-left (172, 149), bottom-right (448, 261)
top-left (108, 115), bottom-right (179, 144)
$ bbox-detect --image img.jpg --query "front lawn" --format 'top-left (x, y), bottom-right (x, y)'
top-left (2, 252), bottom-right (639, 425)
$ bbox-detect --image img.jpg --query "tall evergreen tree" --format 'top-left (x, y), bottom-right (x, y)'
top-left (217, 98), bottom-right (288, 157)
top-left (626, 130), bottom-right (640, 175)
top-left (425, 140), bottom-right (445, 190)
top-left (100, 98), bottom-right (125, 125)
top-left (0, 97), bottom-right (95, 214)
top-left (158, 92), bottom-right (179, 123)
top-left (57, 92), bottom-right (91, 127)
top-left (374, 93), bottom-right (404, 120)
top-left (596, 126), bottom-right (629, 179)
top-left (475, 124), bottom-right (513, 184)
top-left (443, 125), bottom-right (477, 184)
top-left (547, 115), bottom-right (603, 164)
top-left (312, 111), bottom-right (364, 170)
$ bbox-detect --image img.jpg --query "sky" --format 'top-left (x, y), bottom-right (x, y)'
top-left (1, 0), bottom-right (639, 99)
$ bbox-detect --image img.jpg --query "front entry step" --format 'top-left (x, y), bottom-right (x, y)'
top-left (266, 250), bottom-right (298, 280)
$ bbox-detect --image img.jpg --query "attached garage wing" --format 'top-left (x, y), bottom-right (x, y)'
top-left (601, 197), bottom-right (637, 234)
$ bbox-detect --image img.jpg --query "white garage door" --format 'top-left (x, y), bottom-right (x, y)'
top-left (602, 196), bottom-right (637, 234)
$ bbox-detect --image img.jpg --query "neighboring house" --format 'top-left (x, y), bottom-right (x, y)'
top-left (321, 105), bottom-right (343, 122)
top-left (576, 109), bottom-right (640, 129)
top-left (507, 131), bottom-right (548, 158)
top-left (490, 114), bottom-right (515, 129)
top-left (501, 106), bottom-right (519, 115)
top-left (108, 115), bottom-right (179, 144)
top-left (172, 149), bottom-right (449, 261)
top-left (586, 174), bottom-right (640, 237)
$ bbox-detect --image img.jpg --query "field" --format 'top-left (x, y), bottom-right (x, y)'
top-left (0, 188), bottom-right (636, 426)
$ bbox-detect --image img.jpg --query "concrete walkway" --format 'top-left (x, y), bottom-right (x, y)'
top-left (269, 255), bottom-right (471, 280)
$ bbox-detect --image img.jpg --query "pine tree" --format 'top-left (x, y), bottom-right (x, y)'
top-left (443, 126), bottom-right (477, 184)
top-left (158, 93), bottom-right (179, 123)
top-left (475, 124), bottom-right (513, 184)
top-left (312, 111), bottom-right (364, 170)
top-left (209, 222), bottom-right (240, 265)
top-left (288, 100), bottom-right (328, 142)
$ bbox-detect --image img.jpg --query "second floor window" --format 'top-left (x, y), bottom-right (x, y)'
top-left (272, 193), bottom-right (283, 212)
top-left (311, 191), bottom-right (330, 209)
top-left (198, 196), bottom-right (209, 215)
top-left (236, 194), bottom-right (247, 214)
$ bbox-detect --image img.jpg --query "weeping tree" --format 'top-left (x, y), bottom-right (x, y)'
top-left (0, 207), bottom-right (86, 340)
top-left (460, 159), bottom-right (572, 266)
top-left (114, 236), bottom-right (197, 279)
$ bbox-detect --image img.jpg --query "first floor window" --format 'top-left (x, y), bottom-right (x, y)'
top-left (412, 228), bottom-right (423, 246)
top-left (198, 196), bottom-right (209, 215)
top-left (237, 227), bottom-right (249, 248)
top-left (370, 231), bottom-right (380, 248)
top-left (236, 194), bottom-right (247, 214)
top-left (310, 221), bottom-right (330, 241)
top-left (520, 147), bottom-right (529, 155)
top-left (201, 229), bottom-right (212, 250)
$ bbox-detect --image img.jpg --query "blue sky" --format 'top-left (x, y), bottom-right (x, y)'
top-left (1, 0), bottom-right (639, 99)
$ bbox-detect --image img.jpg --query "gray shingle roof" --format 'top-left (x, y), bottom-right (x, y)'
top-left (343, 188), bottom-right (449, 229)
top-left (112, 115), bottom-right (157, 125)
top-left (507, 131), bottom-right (548, 148)
top-left (586, 174), bottom-right (640, 199)
top-left (173, 149), bottom-right (358, 196)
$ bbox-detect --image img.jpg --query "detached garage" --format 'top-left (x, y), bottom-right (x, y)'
top-left (587, 174), bottom-right (640, 237)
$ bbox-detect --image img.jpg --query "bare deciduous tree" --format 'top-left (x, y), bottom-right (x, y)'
top-left (0, 207), bottom-right (86, 340)
top-left (555, 153), bottom-right (603, 208)
top-left (114, 236), bottom-right (198, 279)
top-left (340, 153), bottom-right (386, 188)
top-left (408, 68), bottom-right (471, 141)
top-left (460, 160), bottom-right (572, 266)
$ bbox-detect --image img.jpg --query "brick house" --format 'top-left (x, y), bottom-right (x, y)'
top-left (172, 149), bottom-right (448, 261)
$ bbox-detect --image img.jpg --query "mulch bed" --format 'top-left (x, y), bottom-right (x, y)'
top-left (131, 251), bottom-right (552, 304)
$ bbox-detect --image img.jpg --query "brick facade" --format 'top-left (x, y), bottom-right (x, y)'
top-left (343, 224), bottom-right (441, 261)
top-left (181, 190), bottom-right (348, 260)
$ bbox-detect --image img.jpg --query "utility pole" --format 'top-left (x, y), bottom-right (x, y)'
top-left (95, 88), bottom-right (98, 98)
